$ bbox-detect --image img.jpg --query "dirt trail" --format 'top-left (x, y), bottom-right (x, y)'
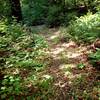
top-left (33, 26), bottom-right (99, 100)
top-left (38, 28), bottom-right (92, 98)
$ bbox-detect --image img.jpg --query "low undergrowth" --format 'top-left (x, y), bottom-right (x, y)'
top-left (67, 12), bottom-right (100, 44)
top-left (89, 49), bottom-right (100, 70)
top-left (0, 17), bottom-right (100, 99)
top-left (0, 19), bottom-right (53, 99)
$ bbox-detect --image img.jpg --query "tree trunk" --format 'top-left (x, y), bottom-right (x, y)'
top-left (9, 0), bottom-right (22, 22)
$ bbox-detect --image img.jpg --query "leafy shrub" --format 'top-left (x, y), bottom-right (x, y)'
top-left (21, 0), bottom-right (48, 25)
top-left (63, 11), bottom-right (78, 26)
top-left (0, 0), bottom-right (11, 19)
top-left (0, 75), bottom-right (22, 99)
top-left (0, 19), bottom-right (49, 99)
top-left (68, 12), bottom-right (100, 43)
top-left (45, 5), bottom-right (64, 27)
top-left (88, 49), bottom-right (100, 69)
top-left (0, 19), bottom-right (47, 70)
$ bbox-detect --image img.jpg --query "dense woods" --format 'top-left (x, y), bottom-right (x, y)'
top-left (9, 0), bottom-right (22, 21)
top-left (0, 0), bottom-right (100, 99)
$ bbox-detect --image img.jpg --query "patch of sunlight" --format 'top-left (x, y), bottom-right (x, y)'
top-left (51, 47), bottom-right (65, 55)
top-left (49, 35), bottom-right (59, 40)
top-left (64, 71), bottom-right (72, 76)
top-left (48, 31), bottom-right (60, 40)
top-left (54, 81), bottom-right (67, 88)
top-left (59, 64), bottom-right (76, 70)
top-left (66, 52), bottom-right (81, 58)
top-left (78, 46), bottom-right (87, 53)
top-left (12, 68), bottom-right (20, 75)
top-left (54, 30), bottom-right (60, 35)
top-left (68, 81), bottom-right (72, 85)
top-left (67, 73), bottom-right (82, 80)
top-left (62, 43), bottom-right (71, 47)
top-left (5, 68), bottom-right (20, 75)
top-left (13, 43), bottom-right (21, 50)
top-left (42, 75), bottom-right (53, 80)
top-left (61, 41), bottom-right (76, 48)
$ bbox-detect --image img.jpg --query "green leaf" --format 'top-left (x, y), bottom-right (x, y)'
top-left (77, 63), bottom-right (85, 69)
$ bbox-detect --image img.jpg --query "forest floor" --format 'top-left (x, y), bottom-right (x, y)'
top-left (33, 26), bottom-right (100, 100)
top-left (1, 26), bottom-right (99, 100)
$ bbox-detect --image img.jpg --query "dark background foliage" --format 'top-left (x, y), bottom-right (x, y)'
top-left (0, 0), bottom-right (99, 26)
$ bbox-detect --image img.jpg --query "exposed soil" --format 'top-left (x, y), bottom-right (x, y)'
top-left (37, 27), bottom-right (100, 100)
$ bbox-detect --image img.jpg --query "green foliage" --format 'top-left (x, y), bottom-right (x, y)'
top-left (21, 0), bottom-right (99, 26)
top-left (0, 19), bottom-right (50, 99)
top-left (89, 49), bottom-right (100, 69)
top-left (0, 19), bottom-right (47, 70)
top-left (0, 0), bottom-right (100, 99)
top-left (0, 0), bottom-right (99, 26)
top-left (45, 5), bottom-right (64, 26)
top-left (68, 12), bottom-right (100, 43)
top-left (24, 74), bottom-right (53, 99)
top-left (77, 63), bottom-right (85, 69)
top-left (63, 11), bottom-right (78, 26)
top-left (21, 0), bottom-right (48, 25)
top-left (39, 75), bottom-right (53, 90)
top-left (0, 0), bottom-right (11, 19)
top-left (0, 75), bottom-right (21, 99)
